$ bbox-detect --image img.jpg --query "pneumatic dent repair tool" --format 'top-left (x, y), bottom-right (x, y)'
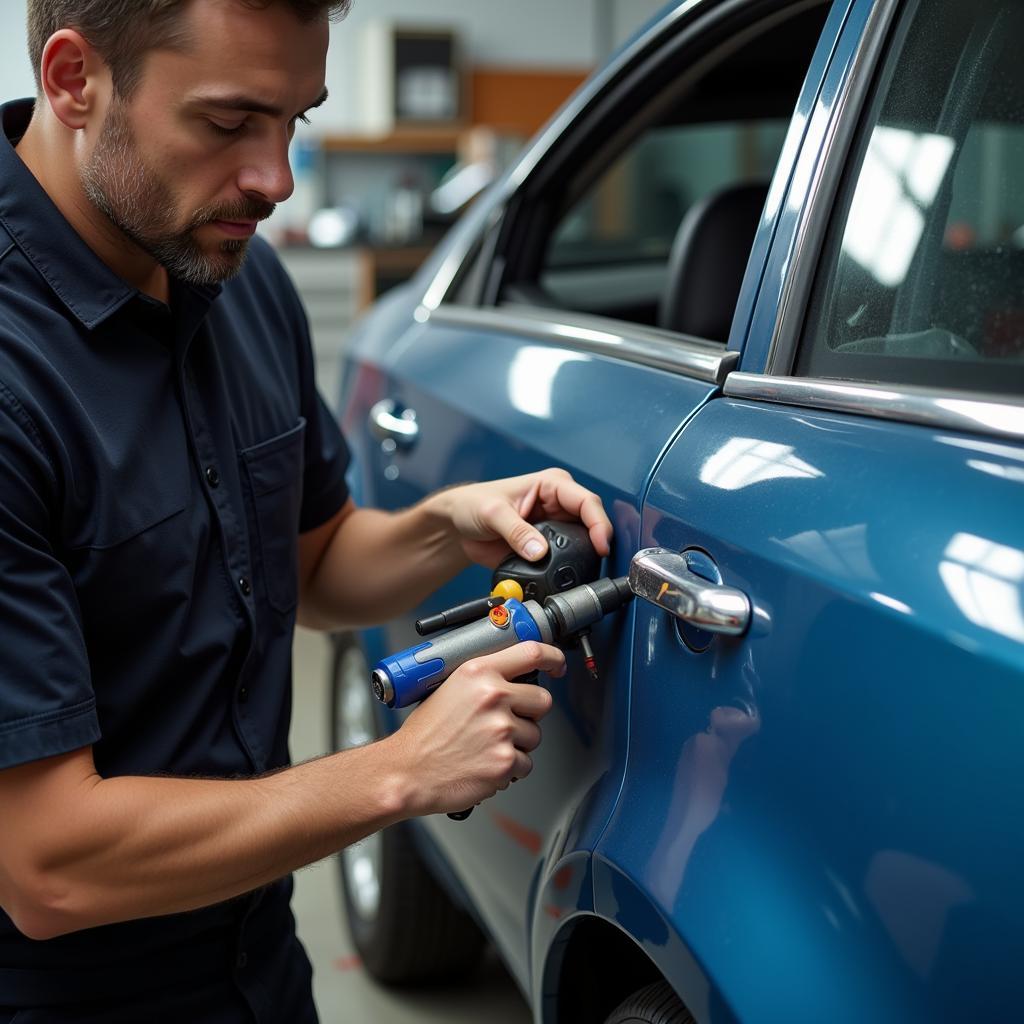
top-left (369, 521), bottom-right (634, 819)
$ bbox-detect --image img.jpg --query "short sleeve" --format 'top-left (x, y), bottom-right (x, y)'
top-left (0, 384), bottom-right (99, 770)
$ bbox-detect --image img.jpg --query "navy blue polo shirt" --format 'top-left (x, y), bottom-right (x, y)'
top-left (0, 99), bottom-right (350, 1018)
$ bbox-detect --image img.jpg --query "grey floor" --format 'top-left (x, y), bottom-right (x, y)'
top-left (288, 626), bottom-right (534, 1024)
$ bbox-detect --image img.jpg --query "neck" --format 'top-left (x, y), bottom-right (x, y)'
top-left (15, 106), bottom-right (170, 303)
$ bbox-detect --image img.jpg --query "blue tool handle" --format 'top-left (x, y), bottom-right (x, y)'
top-left (371, 599), bottom-right (547, 709)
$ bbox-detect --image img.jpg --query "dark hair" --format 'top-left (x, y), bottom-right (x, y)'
top-left (27, 0), bottom-right (350, 97)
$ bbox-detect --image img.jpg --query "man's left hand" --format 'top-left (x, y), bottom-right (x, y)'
top-left (433, 468), bottom-right (612, 568)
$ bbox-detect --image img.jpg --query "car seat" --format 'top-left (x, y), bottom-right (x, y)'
top-left (658, 180), bottom-right (770, 343)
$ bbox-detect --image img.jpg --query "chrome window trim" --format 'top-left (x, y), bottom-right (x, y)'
top-left (429, 304), bottom-right (739, 385)
top-left (765, 0), bottom-right (903, 375)
top-left (724, 372), bottom-right (1024, 441)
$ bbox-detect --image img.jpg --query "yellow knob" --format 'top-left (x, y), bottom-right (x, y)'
top-left (491, 579), bottom-right (524, 602)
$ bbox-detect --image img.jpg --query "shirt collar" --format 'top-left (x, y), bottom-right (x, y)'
top-left (0, 98), bottom-right (221, 332)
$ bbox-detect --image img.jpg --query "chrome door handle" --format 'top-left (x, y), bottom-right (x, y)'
top-left (369, 399), bottom-right (419, 449)
top-left (628, 547), bottom-right (751, 636)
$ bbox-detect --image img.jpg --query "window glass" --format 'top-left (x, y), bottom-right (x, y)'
top-left (526, 118), bottom-right (787, 337)
top-left (493, 1), bottom-right (831, 340)
top-left (799, 0), bottom-right (1024, 392)
top-left (546, 121), bottom-right (787, 272)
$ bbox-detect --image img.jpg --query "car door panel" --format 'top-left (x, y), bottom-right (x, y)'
top-left (596, 396), bottom-right (1024, 1021)
top-left (342, 308), bottom-right (723, 981)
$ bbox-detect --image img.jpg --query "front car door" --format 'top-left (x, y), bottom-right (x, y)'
top-left (596, 0), bottom-right (1024, 1018)
top-left (340, 0), bottom-right (843, 990)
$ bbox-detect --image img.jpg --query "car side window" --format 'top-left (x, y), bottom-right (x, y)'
top-left (797, 0), bottom-right (1024, 394)
top-left (494, 2), bottom-right (831, 344)
top-left (537, 119), bottom-right (787, 334)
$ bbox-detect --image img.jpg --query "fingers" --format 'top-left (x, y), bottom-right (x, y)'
top-left (467, 468), bottom-right (612, 564)
top-left (510, 749), bottom-right (534, 783)
top-left (535, 471), bottom-right (613, 557)
top-left (482, 641), bottom-right (566, 688)
top-left (477, 493), bottom-right (550, 562)
top-left (517, 478), bottom-right (541, 519)
top-left (510, 716), bottom-right (542, 754)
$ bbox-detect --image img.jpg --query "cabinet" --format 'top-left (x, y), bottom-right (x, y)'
top-left (359, 22), bottom-right (463, 135)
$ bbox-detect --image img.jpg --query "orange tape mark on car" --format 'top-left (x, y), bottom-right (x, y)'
top-left (333, 954), bottom-right (363, 973)
top-left (553, 866), bottom-right (574, 891)
top-left (491, 811), bottom-right (542, 854)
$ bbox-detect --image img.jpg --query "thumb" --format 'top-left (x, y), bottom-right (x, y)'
top-left (483, 500), bottom-right (548, 561)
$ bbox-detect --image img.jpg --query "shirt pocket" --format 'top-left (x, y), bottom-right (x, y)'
top-left (240, 419), bottom-right (306, 615)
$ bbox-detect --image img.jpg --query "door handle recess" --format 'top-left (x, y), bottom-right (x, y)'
top-left (369, 399), bottom-right (419, 449)
top-left (628, 547), bottom-right (751, 636)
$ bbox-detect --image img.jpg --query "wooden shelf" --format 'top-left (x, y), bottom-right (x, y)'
top-left (356, 245), bottom-right (435, 310)
top-left (322, 128), bottom-right (463, 154)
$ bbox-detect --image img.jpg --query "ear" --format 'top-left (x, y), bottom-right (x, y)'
top-left (39, 29), bottom-right (110, 131)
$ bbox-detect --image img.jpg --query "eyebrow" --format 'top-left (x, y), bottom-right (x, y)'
top-left (190, 87), bottom-right (329, 119)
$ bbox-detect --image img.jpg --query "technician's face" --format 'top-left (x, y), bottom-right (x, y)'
top-left (81, 0), bottom-right (329, 285)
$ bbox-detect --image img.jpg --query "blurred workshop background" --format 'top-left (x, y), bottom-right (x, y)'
top-left (0, 1), bottom-right (668, 409)
top-left (0, 3), bottom-right (665, 1019)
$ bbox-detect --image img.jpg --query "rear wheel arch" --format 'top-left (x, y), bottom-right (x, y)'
top-left (542, 915), bottom-right (686, 1024)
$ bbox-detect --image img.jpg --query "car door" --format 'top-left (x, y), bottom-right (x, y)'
top-left (595, 0), bottom-right (1024, 1019)
top-left (340, 0), bottom-right (843, 986)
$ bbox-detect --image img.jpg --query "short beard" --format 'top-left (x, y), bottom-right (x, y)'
top-left (81, 99), bottom-right (274, 287)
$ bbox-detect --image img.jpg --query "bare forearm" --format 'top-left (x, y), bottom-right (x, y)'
top-left (300, 496), bottom-right (470, 629)
top-left (15, 741), bottom-right (409, 939)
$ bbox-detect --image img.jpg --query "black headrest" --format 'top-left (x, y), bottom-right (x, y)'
top-left (658, 181), bottom-right (769, 342)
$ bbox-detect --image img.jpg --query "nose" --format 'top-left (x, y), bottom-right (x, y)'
top-left (236, 139), bottom-right (295, 205)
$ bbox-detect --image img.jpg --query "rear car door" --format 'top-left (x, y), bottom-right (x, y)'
top-left (340, 0), bottom-right (842, 985)
top-left (596, 0), bottom-right (1024, 1017)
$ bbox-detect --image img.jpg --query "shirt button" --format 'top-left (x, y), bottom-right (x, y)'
top-left (236, 951), bottom-right (248, 969)
top-left (205, 466), bottom-right (220, 488)
top-left (238, 687), bottom-right (249, 703)
top-left (239, 577), bottom-right (252, 597)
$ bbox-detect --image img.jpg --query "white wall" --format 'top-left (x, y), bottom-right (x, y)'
top-left (319, 0), bottom-right (598, 133)
top-left (0, 1), bottom-right (599, 132)
top-left (0, 1), bottom-right (669, 131)
top-left (611, 0), bottom-right (671, 50)
top-left (0, 4), bottom-right (33, 102)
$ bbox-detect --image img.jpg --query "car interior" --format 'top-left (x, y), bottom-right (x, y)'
top-left (489, 0), bottom-right (833, 344)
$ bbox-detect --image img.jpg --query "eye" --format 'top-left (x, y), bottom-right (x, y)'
top-left (207, 119), bottom-right (247, 137)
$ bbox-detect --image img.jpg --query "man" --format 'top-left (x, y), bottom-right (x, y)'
top-left (0, 1), bottom-right (613, 1020)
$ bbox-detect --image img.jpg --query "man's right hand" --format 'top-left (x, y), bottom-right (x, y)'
top-left (387, 642), bottom-right (563, 817)
top-left (0, 643), bottom-right (562, 939)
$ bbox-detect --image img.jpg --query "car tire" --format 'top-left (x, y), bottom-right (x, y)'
top-left (329, 632), bottom-right (486, 985)
top-left (604, 981), bottom-right (696, 1024)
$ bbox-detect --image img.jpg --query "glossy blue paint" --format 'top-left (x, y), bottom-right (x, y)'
top-left (596, 397), bottom-right (1024, 1021)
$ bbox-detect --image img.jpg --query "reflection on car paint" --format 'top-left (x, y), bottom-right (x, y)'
top-left (779, 523), bottom-right (878, 581)
top-left (864, 850), bottom-right (973, 979)
top-left (649, 701), bottom-right (761, 909)
top-left (939, 533), bottom-right (1024, 642)
top-left (699, 437), bottom-right (823, 489)
top-left (508, 347), bottom-right (588, 419)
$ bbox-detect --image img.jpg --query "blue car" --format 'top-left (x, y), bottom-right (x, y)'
top-left (330, 0), bottom-right (1024, 1019)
